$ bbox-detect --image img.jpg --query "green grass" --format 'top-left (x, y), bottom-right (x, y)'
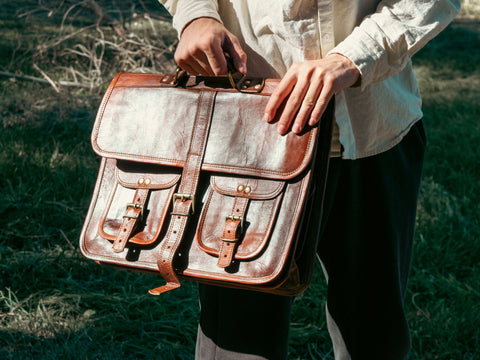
top-left (1, 2), bottom-right (479, 359)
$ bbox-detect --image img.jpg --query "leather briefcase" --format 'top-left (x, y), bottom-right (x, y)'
top-left (80, 71), bottom-right (333, 296)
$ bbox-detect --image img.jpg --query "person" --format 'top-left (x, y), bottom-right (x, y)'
top-left (158, 1), bottom-right (460, 359)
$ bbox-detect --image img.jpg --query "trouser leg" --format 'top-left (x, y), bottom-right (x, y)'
top-left (195, 121), bottom-right (425, 360)
top-left (318, 121), bottom-right (426, 360)
top-left (195, 285), bottom-right (292, 360)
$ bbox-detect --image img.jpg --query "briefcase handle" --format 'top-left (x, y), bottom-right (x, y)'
top-left (172, 56), bottom-right (264, 93)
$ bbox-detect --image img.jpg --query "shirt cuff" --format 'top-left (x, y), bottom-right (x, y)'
top-left (328, 26), bottom-right (384, 90)
top-left (171, 1), bottom-right (223, 37)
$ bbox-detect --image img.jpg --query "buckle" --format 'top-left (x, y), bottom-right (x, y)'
top-left (172, 193), bottom-right (195, 215)
top-left (124, 203), bottom-right (144, 221)
top-left (221, 215), bottom-right (244, 243)
top-left (225, 215), bottom-right (244, 232)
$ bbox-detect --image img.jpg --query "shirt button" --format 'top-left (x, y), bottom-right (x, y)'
top-left (323, 33), bottom-right (331, 41)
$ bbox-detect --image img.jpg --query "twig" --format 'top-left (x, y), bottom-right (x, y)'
top-left (80, 0), bottom-right (130, 39)
top-left (60, 229), bottom-right (76, 250)
top-left (0, 71), bottom-right (92, 88)
top-left (33, 64), bottom-right (60, 92)
top-left (39, 24), bottom-right (96, 51)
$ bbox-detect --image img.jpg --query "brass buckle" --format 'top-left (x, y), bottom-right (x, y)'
top-left (225, 215), bottom-right (244, 232)
top-left (226, 55), bottom-right (246, 91)
top-left (124, 203), bottom-right (144, 221)
top-left (172, 66), bottom-right (187, 86)
top-left (221, 215), bottom-right (244, 243)
top-left (172, 193), bottom-right (195, 215)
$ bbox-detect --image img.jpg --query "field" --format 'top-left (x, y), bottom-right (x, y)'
top-left (0, 1), bottom-right (479, 359)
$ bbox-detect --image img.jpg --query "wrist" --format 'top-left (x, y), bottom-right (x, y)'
top-left (180, 16), bottom-right (223, 37)
top-left (328, 53), bottom-right (361, 88)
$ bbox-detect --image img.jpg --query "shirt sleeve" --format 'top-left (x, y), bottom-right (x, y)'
top-left (158, 0), bottom-right (222, 36)
top-left (329, 0), bottom-right (461, 89)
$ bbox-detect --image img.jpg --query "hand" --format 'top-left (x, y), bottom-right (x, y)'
top-left (175, 17), bottom-right (247, 76)
top-left (264, 54), bottom-right (360, 135)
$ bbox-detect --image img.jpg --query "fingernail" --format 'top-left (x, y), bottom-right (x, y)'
top-left (239, 63), bottom-right (247, 74)
top-left (264, 113), bottom-right (271, 123)
top-left (308, 117), bottom-right (316, 126)
top-left (292, 124), bottom-right (301, 134)
top-left (277, 124), bottom-right (285, 134)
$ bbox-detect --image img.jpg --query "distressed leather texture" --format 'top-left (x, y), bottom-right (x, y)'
top-left (80, 72), bottom-right (332, 295)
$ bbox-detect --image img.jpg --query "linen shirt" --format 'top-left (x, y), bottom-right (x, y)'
top-left (159, 0), bottom-right (460, 159)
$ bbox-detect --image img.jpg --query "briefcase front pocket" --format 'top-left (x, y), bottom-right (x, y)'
top-left (97, 160), bottom-right (181, 251)
top-left (196, 175), bottom-right (285, 268)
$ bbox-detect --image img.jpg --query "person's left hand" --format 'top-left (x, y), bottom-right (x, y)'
top-left (264, 53), bottom-right (360, 135)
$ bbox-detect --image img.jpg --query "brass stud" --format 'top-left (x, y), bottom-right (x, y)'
top-left (162, 77), bottom-right (169, 83)
top-left (244, 186), bottom-right (251, 194)
top-left (241, 85), bottom-right (248, 90)
top-left (237, 185), bottom-right (244, 192)
top-left (145, 178), bottom-right (151, 185)
top-left (170, 81), bottom-right (176, 85)
top-left (244, 80), bottom-right (251, 85)
top-left (254, 84), bottom-right (262, 90)
top-left (138, 178), bottom-right (145, 185)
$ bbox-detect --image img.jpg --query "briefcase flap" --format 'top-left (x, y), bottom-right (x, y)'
top-left (91, 73), bottom-right (317, 180)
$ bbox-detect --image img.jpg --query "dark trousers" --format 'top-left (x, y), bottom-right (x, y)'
top-left (195, 121), bottom-right (426, 360)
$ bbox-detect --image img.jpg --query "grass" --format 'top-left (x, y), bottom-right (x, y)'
top-left (0, 1), bottom-right (479, 359)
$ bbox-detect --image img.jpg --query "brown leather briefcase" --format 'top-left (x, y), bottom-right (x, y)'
top-left (80, 72), bottom-right (333, 296)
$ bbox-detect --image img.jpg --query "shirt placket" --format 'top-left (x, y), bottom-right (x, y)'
top-left (317, 0), bottom-right (335, 58)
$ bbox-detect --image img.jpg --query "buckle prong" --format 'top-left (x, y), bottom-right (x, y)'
top-left (124, 203), bottom-right (144, 221)
top-left (225, 215), bottom-right (244, 232)
top-left (172, 193), bottom-right (195, 214)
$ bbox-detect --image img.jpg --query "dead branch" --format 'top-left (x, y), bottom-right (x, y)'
top-left (80, 0), bottom-right (130, 39)
top-left (33, 64), bottom-right (61, 92)
top-left (0, 71), bottom-right (92, 88)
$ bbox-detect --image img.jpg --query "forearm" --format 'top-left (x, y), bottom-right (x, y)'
top-left (158, 0), bottom-right (221, 36)
top-left (331, 0), bottom-right (461, 88)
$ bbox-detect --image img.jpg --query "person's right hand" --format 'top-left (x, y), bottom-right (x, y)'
top-left (174, 17), bottom-right (247, 76)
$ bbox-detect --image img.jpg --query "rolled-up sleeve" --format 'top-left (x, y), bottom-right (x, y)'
top-left (330, 0), bottom-right (461, 89)
top-left (159, 0), bottom-right (222, 36)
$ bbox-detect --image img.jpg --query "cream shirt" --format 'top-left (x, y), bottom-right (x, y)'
top-left (159, 0), bottom-right (460, 159)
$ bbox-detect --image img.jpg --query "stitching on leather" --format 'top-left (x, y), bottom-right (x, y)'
top-left (92, 76), bottom-right (317, 179)
top-left (210, 176), bottom-right (284, 199)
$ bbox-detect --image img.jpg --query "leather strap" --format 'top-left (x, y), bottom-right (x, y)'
top-left (112, 188), bottom-right (149, 253)
top-left (217, 196), bottom-right (249, 268)
top-left (149, 90), bottom-right (217, 295)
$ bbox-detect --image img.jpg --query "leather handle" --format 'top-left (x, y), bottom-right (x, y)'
top-left (172, 56), bottom-right (265, 93)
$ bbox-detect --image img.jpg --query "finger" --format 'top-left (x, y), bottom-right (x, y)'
top-left (175, 46), bottom-right (208, 75)
top-left (176, 59), bottom-right (198, 76)
top-left (264, 74), bottom-right (297, 124)
top-left (308, 78), bottom-right (334, 126)
top-left (223, 35), bottom-right (247, 74)
top-left (177, 57), bottom-right (206, 76)
top-left (276, 83), bottom-right (309, 135)
top-left (204, 38), bottom-right (229, 75)
top-left (191, 52), bottom-right (218, 76)
top-left (291, 80), bottom-right (323, 134)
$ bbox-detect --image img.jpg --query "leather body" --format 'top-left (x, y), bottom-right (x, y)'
top-left (80, 72), bottom-right (332, 295)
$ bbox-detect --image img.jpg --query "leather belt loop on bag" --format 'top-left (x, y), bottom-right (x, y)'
top-left (149, 89), bottom-right (217, 295)
top-left (217, 196), bottom-right (249, 268)
top-left (112, 188), bottom-right (149, 253)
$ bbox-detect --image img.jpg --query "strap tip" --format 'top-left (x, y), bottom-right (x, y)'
top-left (148, 282), bottom-right (181, 296)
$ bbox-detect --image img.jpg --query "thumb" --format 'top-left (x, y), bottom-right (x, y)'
top-left (223, 34), bottom-right (247, 74)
